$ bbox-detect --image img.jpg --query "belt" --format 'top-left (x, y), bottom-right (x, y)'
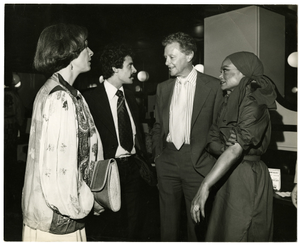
top-left (243, 155), bottom-right (261, 161)
top-left (115, 154), bottom-right (136, 163)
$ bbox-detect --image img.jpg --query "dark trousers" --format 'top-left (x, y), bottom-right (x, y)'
top-left (155, 143), bottom-right (205, 241)
top-left (116, 156), bottom-right (142, 240)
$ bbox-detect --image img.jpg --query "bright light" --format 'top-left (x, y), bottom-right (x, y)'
top-left (287, 52), bottom-right (298, 68)
top-left (12, 72), bottom-right (21, 87)
top-left (14, 81), bottom-right (21, 88)
top-left (135, 85), bottom-right (142, 92)
top-left (194, 64), bottom-right (204, 73)
top-left (291, 87), bottom-right (298, 93)
top-left (194, 25), bottom-right (204, 38)
top-left (99, 75), bottom-right (104, 83)
top-left (137, 71), bottom-right (149, 82)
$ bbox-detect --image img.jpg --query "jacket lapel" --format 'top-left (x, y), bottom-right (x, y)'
top-left (191, 73), bottom-right (211, 127)
top-left (96, 83), bottom-right (117, 136)
top-left (123, 88), bottom-right (148, 153)
top-left (163, 79), bottom-right (176, 135)
top-left (124, 88), bottom-right (138, 125)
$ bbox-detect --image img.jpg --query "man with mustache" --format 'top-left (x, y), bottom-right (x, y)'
top-left (83, 43), bottom-right (149, 241)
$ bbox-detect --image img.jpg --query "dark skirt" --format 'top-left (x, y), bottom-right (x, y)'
top-left (206, 159), bottom-right (274, 242)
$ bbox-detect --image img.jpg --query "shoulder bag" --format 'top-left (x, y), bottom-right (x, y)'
top-left (90, 159), bottom-right (121, 212)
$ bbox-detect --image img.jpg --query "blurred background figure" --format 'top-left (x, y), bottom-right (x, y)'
top-left (4, 69), bottom-right (25, 210)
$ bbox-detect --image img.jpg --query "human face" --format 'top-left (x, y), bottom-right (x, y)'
top-left (116, 55), bottom-right (137, 86)
top-left (72, 40), bottom-right (94, 73)
top-left (219, 58), bottom-right (244, 92)
top-left (164, 42), bottom-right (193, 78)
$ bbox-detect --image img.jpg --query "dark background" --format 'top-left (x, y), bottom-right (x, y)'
top-left (4, 4), bottom-right (298, 101)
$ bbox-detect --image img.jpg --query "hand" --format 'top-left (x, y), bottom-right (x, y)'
top-left (220, 130), bottom-right (237, 153)
top-left (291, 184), bottom-right (297, 208)
top-left (225, 129), bottom-right (237, 148)
top-left (93, 201), bottom-right (105, 215)
top-left (190, 182), bottom-right (210, 223)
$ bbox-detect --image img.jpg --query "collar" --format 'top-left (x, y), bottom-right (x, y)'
top-left (57, 73), bottom-right (79, 98)
top-left (104, 80), bottom-right (125, 101)
top-left (176, 67), bottom-right (197, 86)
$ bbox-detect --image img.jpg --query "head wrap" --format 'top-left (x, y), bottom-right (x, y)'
top-left (224, 51), bottom-right (277, 124)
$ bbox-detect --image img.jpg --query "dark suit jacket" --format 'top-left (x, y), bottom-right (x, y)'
top-left (152, 71), bottom-right (224, 176)
top-left (82, 82), bottom-right (147, 160)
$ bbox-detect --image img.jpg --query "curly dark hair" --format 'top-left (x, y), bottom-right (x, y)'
top-left (162, 32), bottom-right (197, 61)
top-left (33, 23), bottom-right (88, 75)
top-left (100, 43), bottom-right (135, 79)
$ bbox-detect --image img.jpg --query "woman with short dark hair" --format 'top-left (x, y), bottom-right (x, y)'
top-left (22, 23), bottom-right (104, 241)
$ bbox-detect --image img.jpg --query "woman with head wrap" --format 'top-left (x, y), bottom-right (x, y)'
top-left (190, 52), bottom-right (276, 241)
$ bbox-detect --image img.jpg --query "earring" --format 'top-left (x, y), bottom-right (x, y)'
top-left (70, 63), bottom-right (73, 70)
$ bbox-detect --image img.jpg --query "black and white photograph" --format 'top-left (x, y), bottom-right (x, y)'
top-left (3, 2), bottom-right (298, 242)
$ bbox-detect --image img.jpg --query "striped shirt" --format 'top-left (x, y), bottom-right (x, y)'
top-left (167, 68), bottom-right (197, 145)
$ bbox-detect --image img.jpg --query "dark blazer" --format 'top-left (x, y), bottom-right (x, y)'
top-left (152, 71), bottom-right (224, 176)
top-left (82, 82), bottom-right (147, 159)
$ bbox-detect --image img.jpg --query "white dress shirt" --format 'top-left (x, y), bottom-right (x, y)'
top-left (104, 80), bottom-right (136, 157)
top-left (167, 68), bottom-right (197, 145)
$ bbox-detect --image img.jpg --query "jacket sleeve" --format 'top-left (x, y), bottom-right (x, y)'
top-left (206, 86), bottom-right (225, 156)
top-left (39, 91), bottom-right (94, 219)
top-left (151, 83), bottom-right (163, 160)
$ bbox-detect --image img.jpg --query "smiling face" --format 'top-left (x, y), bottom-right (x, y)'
top-left (219, 58), bottom-right (245, 92)
top-left (72, 40), bottom-right (94, 73)
top-left (164, 42), bottom-right (193, 78)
